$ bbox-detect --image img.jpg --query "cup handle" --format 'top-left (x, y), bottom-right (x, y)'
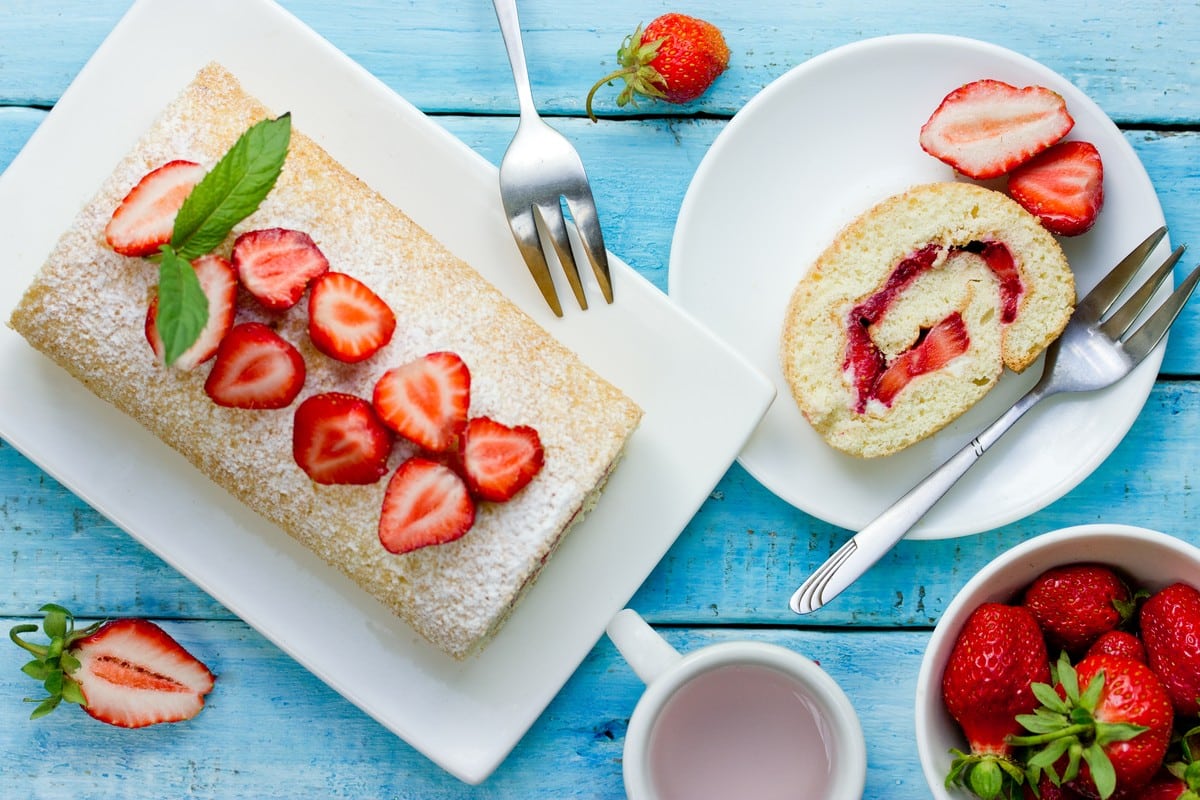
top-left (606, 608), bottom-right (682, 686)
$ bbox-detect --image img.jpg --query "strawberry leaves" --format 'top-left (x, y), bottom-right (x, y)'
top-left (9, 603), bottom-right (102, 719)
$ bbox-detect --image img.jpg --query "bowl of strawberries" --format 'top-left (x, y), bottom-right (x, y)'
top-left (916, 524), bottom-right (1200, 800)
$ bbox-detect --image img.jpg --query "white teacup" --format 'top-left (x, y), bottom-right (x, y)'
top-left (607, 609), bottom-right (867, 800)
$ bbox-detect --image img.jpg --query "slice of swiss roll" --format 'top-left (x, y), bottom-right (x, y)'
top-left (781, 182), bottom-right (1075, 458)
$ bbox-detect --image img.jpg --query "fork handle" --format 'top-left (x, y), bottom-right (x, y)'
top-left (493, 0), bottom-right (538, 119)
top-left (791, 386), bottom-right (1047, 613)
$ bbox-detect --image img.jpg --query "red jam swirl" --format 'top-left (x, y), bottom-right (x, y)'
top-left (843, 241), bottom-right (1021, 413)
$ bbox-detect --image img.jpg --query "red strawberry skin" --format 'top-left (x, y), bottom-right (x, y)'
top-left (373, 352), bottom-right (471, 452)
top-left (458, 416), bottom-right (545, 502)
top-left (307, 272), bottom-right (396, 363)
top-left (873, 312), bottom-right (969, 406)
top-left (1022, 563), bottom-right (1131, 655)
top-left (1066, 654), bottom-right (1173, 799)
top-left (378, 457), bottom-right (476, 555)
top-left (232, 227), bottom-right (330, 310)
top-left (943, 602), bottom-right (1051, 756)
top-left (104, 160), bottom-right (207, 257)
top-left (1139, 582), bottom-right (1200, 716)
top-left (1086, 630), bottom-right (1148, 664)
top-left (642, 13), bottom-right (730, 104)
top-left (69, 618), bottom-right (215, 728)
top-left (1008, 140), bottom-right (1105, 236)
top-left (204, 322), bottom-right (306, 409)
top-left (919, 79), bottom-right (1074, 179)
top-left (145, 253), bottom-right (237, 370)
top-left (293, 392), bottom-right (394, 485)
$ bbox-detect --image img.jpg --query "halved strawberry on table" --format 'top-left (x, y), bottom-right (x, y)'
top-left (378, 457), bottom-right (476, 555)
top-left (9, 604), bottom-right (214, 728)
top-left (145, 253), bottom-right (237, 370)
top-left (204, 322), bottom-right (306, 409)
top-left (1007, 140), bottom-right (1105, 236)
top-left (104, 160), bottom-right (207, 257)
top-left (232, 227), bottom-right (330, 311)
top-left (458, 416), bottom-right (544, 502)
top-left (919, 79), bottom-right (1074, 180)
top-left (293, 392), bottom-right (394, 485)
top-left (373, 351), bottom-right (471, 452)
top-left (307, 272), bottom-right (396, 363)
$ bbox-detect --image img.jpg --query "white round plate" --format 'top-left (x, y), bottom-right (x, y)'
top-left (669, 34), bottom-right (1168, 539)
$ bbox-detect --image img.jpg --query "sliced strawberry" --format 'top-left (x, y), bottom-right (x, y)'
top-left (145, 254), bottom-right (237, 370)
top-left (232, 228), bottom-right (330, 311)
top-left (307, 272), bottom-right (397, 363)
top-left (373, 352), bottom-right (471, 452)
top-left (1007, 140), bottom-right (1104, 236)
top-left (293, 392), bottom-right (394, 485)
top-left (104, 160), bottom-right (207, 257)
top-left (378, 457), bottom-right (476, 554)
top-left (204, 322), bottom-right (306, 409)
top-left (919, 79), bottom-right (1074, 179)
top-left (458, 416), bottom-right (544, 502)
top-left (69, 618), bottom-right (215, 728)
top-left (874, 312), bottom-right (969, 406)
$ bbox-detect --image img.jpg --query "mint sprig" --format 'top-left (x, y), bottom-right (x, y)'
top-left (156, 114), bottom-right (292, 365)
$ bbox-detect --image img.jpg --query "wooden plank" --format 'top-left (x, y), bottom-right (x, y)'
top-left (0, 620), bottom-right (930, 798)
top-left (5, 380), bottom-right (1200, 626)
top-left (1, 1), bottom-right (1198, 123)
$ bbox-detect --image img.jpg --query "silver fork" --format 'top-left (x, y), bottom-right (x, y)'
top-left (492, 0), bottom-right (612, 317)
top-left (791, 226), bottom-right (1200, 614)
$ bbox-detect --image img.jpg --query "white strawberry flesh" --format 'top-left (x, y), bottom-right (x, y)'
top-left (69, 618), bottom-right (215, 728)
top-left (919, 79), bottom-right (1074, 179)
top-left (104, 160), bottom-right (207, 257)
top-left (232, 227), bottom-right (330, 311)
top-left (145, 253), bottom-right (237, 370)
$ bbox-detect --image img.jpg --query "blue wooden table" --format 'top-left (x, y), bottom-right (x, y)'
top-left (2, 1), bottom-right (1199, 797)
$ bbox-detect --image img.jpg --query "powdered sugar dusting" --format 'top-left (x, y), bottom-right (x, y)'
top-left (9, 64), bottom-right (642, 660)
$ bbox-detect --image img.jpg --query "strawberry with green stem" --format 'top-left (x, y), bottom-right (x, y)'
top-left (10, 604), bottom-right (215, 727)
top-left (585, 13), bottom-right (729, 122)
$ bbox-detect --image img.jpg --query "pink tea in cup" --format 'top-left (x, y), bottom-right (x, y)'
top-left (645, 663), bottom-right (835, 800)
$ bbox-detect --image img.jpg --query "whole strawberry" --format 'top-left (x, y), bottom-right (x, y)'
top-left (1022, 564), bottom-right (1134, 655)
top-left (1011, 654), bottom-right (1172, 799)
top-left (1086, 630), bottom-right (1148, 664)
top-left (943, 603), bottom-right (1051, 799)
top-left (1140, 582), bottom-right (1200, 717)
top-left (585, 13), bottom-right (729, 121)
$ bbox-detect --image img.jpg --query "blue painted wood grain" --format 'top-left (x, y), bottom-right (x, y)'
top-left (1, 1), bottom-right (1198, 798)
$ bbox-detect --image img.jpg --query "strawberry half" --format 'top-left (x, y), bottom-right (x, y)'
top-left (307, 272), bottom-right (397, 363)
top-left (293, 392), bottom-right (394, 485)
top-left (70, 618), bottom-right (216, 728)
top-left (373, 352), bottom-right (471, 452)
top-left (232, 227), bottom-right (330, 311)
top-left (145, 253), bottom-right (237, 370)
top-left (458, 416), bottom-right (544, 502)
top-left (104, 160), bottom-right (207, 257)
top-left (919, 79), bottom-right (1074, 179)
top-left (204, 322), bottom-right (306, 409)
top-left (378, 457), bottom-right (476, 555)
top-left (9, 604), bottom-right (214, 728)
top-left (1007, 140), bottom-right (1105, 236)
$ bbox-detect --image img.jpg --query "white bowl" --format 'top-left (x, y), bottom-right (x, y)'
top-left (915, 524), bottom-right (1200, 798)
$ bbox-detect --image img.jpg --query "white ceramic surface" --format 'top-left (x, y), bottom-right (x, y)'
top-left (0, 0), bottom-right (775, 784)
top-left (608, 609), bottom-right (867, 800)
top-left (915, 524), bottom-right (1200, 798)
top-left (669, 34), bottom-right (1169, 538)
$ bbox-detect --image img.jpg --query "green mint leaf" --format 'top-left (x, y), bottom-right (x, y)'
top-left (171, 113), bottom-right (291, 260)
top-left (156, 245), bottom-right (210, 365)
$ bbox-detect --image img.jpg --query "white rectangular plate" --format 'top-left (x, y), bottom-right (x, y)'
top-left (0, 0), bottom-right (774, 784)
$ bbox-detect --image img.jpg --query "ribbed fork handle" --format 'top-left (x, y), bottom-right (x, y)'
top-left (790, 385), bottom-right (1048, 614)
top-left (493, 0), bottom-right (539, 120)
